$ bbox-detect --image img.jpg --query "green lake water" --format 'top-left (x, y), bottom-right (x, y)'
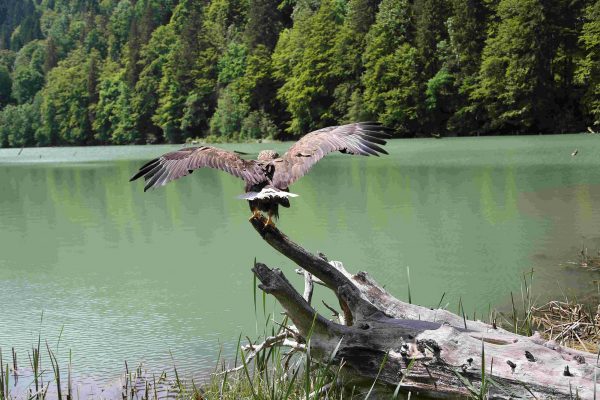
top-left (1, 135), bottom-right (599, 384)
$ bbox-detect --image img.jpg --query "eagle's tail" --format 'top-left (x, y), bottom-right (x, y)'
top-left (237, 187), bottom-right (299, 201)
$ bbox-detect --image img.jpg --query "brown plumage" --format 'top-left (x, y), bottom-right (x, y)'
top-left (130, 122), bottom-right (392, 225)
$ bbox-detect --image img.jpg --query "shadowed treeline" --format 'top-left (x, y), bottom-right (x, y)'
top-left (0, 0), bottom-right (599, 148)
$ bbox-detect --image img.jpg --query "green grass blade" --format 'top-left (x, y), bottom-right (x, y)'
top-left (283, 367), bottom-right (300, 400)
top-left (392, 358), bottom-right (415, 399)
top-left (240, 343), bottom-right (257, 400)
top-left (253, 260), bottom-right (258, 316)
top-left (436, 292), bottom-right (446, 309)
top-left (364, 350), bottom-right (389, 400)
top-left (234, 332), bottom-right (242, 368)
top-left (406, 267), bottom-right (412, 305)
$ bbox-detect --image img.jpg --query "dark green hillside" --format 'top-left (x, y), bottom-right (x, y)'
top-left (0, 0), bottom-right (598, 147)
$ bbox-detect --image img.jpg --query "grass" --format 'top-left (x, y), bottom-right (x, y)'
top-left (1, 270), bottom-right (597, 400)
top-left (0, 327), bottom-right (507, 400)
top-left (0, 314), bottom-right (364, 400)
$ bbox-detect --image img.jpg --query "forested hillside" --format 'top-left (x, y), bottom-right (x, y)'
top-left (0, 0), bottom-right (598, 146)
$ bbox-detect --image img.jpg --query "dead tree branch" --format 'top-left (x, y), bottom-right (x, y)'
top-left (248, 216), bottom-right (598, 398)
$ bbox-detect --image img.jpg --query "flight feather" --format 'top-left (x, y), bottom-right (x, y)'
top-left (271, 122), bottom-right (391, 188)
top-left (130, 146), bottom-right (266, 191)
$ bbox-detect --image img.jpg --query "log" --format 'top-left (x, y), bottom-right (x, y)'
top-left (249, 216), bottom-right (598, 399)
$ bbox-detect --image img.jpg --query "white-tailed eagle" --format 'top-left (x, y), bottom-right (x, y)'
top-left (130, 122), bottom-right (391, 226)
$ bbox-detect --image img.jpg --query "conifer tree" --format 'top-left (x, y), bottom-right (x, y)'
top-left (473, 0), bottom-right (554, 133)
top-left (273, 0), bottom-right (344, 134)
top-left (154, 0), bottom-right (213, 142)
top-left (362, 0), bottom-right (418, 134)
top-left (331, 0), bottom-right (379, 122)
top-left (0, 0), bottom-right (595, 146)
top-left (443, 0), bottom-right (488, 133)
top-left (244, 0), bottom-right (283, 50)
top-left (93, 60), bottom-right (138, 143)
top-left (133, 24), bottom-right (176, 143)
top-left (0, 65), bottom-right (11, 106)
top-left (576, 0), bottom-right (600, 127)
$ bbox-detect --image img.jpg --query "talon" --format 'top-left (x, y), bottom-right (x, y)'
top-left (249, 209), bottom-right (261, 221)
top-left (264, 212), bottom-right (275, 227)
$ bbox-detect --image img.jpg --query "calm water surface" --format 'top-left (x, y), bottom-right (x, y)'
top-left (1, 135), bottom-right (599, 383)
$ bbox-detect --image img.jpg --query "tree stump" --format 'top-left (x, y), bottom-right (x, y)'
top-left (248, 216), bottom-right (598, 399)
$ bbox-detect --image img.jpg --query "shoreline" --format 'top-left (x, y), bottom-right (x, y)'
top-left (2, 292), bottom-right (597, 399)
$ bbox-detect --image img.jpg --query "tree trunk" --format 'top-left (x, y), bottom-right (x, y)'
top-left (249, 217), bottom-right (598, 399)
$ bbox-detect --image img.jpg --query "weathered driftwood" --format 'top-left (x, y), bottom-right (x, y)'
top-left (249, 216), bottom-right (598, 399)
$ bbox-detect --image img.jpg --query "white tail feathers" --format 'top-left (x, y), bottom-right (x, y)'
top-left (237, 187), bottom-right (299, 200)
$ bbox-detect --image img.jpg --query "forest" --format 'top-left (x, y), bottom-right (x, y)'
top-left (0, 0), bottom-right (599, 147)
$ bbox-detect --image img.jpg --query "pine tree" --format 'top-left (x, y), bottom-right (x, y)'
top-left (331, 0), bottom-right (379, 121)
top-left (473, 0), bottom-right (554, 133)
top-left (240, 44), bottom-right (280, 122)
top-left (0, 0), bottom-right (596, 146)
top-left (362, 0), bottom-right (419, 134)
top-left (273, 0), bottom-right (344, 134)
top-left (412, 0), bottom-right (452, 133)
top-left (413, 0), bottom-right (450, 80)
top-left (107, 0), bottom-right (134, 59)
top-left (154, 0), bottom-right (216, 142)
top-left (133, 24), bottom-right (176, 143)
top-left (0, 65), bottom-right (12, 107)
top-left (244, 0), bottom-right (283, 50)
top-left (544, 0), bottom-right (587, 132)
top-left (443, 0), bottom-right (489, 134)
top-left (44, 37), bottom-right (59, 72)
top-left (575, 0), bottom-right (600, 127)
top-left (93, 60), bottom-right (138, 143)
top-left (125, 17), bottom-right (141, 86)
top-left (1, 0), bottom-right (42, 51)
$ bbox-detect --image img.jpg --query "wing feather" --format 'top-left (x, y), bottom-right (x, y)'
top-left (361, 134), bottom-right (388, 145)
top-left (145, 166), bottom-right (169, 191)
top-left (272, 122), bottom-right (391, 188)
top-left (158, 160), bottom-right (178, 187)
top-left (130, 146), bottom-right (266, 191)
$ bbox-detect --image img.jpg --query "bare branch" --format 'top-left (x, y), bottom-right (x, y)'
top-left (248, 217), bottom-right (598, 399)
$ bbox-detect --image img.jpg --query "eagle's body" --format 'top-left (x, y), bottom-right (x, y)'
top-left (245, 149), bottom-right (290, 221)
top-left (245, 183), bottom-right (290, 220)
top-left (130, 122), bottom-right (391, 225)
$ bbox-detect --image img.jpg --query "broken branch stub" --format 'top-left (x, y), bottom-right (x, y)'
top-left (249, 216), bottom-right (598, 398)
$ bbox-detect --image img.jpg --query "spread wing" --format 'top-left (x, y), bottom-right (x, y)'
top-left (272, 122), bottom-right (392, 188)
top-left (130, 146), bottom-right (266, 191)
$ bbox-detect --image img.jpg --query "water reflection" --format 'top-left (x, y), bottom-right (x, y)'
top-left (1, 136), bottom-right (600, 383)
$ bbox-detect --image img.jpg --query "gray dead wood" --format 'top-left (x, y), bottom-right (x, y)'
top-left (249, 217), bottom-right (598, 399)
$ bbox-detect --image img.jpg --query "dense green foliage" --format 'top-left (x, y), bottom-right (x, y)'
top-left (0, 0), bottom-right (598, 146)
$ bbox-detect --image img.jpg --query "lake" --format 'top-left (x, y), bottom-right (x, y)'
top-left (1, 135), bottom-right (599, 386)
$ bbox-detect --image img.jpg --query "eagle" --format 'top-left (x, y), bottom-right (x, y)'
top-left (130, 122), bottom-right (391, 226)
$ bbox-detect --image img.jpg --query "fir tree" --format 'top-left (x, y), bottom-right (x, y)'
top-left (576, 0), bottom-right (600, 127)
top-left (362, 0), bottom-right (419, 134)
top-left (473, 0), bottom-right (554, 133)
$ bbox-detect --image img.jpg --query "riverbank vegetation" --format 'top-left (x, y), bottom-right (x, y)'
top-left (1, 272), bottom-right (597, 399)
top-left (2, 303), bottom-right (597, 399)
top-left (0, 0), bottom-right (599, 147)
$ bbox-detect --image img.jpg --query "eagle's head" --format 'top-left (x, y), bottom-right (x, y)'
top-left (257, 150), bottom-right (279, 161)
